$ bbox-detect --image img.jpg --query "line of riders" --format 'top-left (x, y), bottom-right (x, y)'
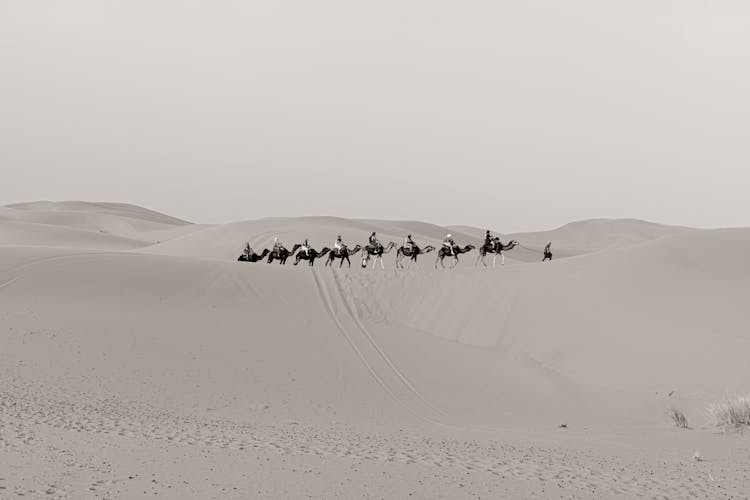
top-left (240, 230), bottom-right (553, 268)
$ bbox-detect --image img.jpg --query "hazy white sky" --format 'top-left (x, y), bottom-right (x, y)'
top-left (2, 1), bottom-right (748, 231)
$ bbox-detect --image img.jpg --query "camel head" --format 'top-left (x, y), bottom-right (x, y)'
top-left (319, 247), bottom-right (331, 255)
top-left (423, 245), bottom-right (436, 253)
top-left (349, 244), bottom-right (362, 253)
top-left (260, 248), bottom-right (270, 257)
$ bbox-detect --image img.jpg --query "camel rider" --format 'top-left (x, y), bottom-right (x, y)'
top-left (443, 234), bottom-right (455, 255)
top-left (334, 235), bottom-right (345, 252)
top-left (369, 232), bottom-right (379, 248)
top-left (484, 230), bottom-right (493, 250)
top-left (272, 236), bottom-right (282, 252)
top-left (301, 238), bottom-right (311, 258)
top-left (405, 234), bottom-right (416, 253)
top-left (244, 242), bottom-right (253, 259)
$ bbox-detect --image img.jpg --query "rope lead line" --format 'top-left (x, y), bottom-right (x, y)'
top-left (517, 244), bottom-right (545, 254)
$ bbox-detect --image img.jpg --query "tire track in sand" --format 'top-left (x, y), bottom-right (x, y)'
top-left (311, 269), bottom-right (447, 427)
top-left (328, 269), bottom-right (449, 420)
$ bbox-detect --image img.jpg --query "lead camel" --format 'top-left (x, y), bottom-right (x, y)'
top-left (476, 238), bottom-right (518, 267)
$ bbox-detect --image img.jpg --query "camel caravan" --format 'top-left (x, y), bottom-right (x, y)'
top-left (239, 231), bottom-right (553, 269)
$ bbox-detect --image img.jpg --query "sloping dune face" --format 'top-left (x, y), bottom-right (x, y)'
top-left (1, 202), bottom-right (749, 498)
top-left (453, 218), bottom-right (694, 260)
top-left (340, 229), bottom-right (750, 399)
top-left (0, 201), bottom-right (198, 249)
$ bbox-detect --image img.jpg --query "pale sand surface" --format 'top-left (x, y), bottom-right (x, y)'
top-left (1, 202), bottom-right (749, 499)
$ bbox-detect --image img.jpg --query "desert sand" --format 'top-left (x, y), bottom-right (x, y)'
top-left (1, 201), bottom-right (749, 499)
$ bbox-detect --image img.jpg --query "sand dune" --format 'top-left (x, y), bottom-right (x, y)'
top-left (1, 202), bottom-right (748, 499)
top-left (452, 218), bottom-right (694, 261)
top-left (0, 202), bottom-right (203, 250)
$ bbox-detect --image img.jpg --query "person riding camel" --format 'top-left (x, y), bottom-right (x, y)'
top-left (334, 235), bottom-right (345, 252)
top-left (300, 238), bottom-right (311, 258)
top-left (243, 242), bottom-right (253, 259)
top-left (443, 234), bottom-right (455, 256)
top-left (369, 232), bottom-right (379, 249)
top-left (272, 236), bottom-right (282, 252)
top-left (484, 230), bottom-right (494, 250)
top-left (405, 234), bottom-right (416, 253)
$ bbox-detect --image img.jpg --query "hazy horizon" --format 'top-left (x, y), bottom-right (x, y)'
top-left (2, 1), bottom-right (749, 233)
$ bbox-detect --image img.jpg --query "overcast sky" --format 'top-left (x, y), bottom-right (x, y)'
top-left (1, 1), bottom-right (748, 231)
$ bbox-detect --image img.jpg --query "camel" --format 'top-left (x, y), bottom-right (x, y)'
top-left (435, 244), bottom-right (475, 269)
top-left (476, 239), bottom-right (519, 267)
top-left (395, 244), bottom-right (435, 269)
top-left (267, 243), bottom-right (301, 265)
top-left (294, 247), bottom-right (331, 266)
top-left (237, 248), bottom-right (270, 262)
top-left (325, 244), bottom-right (363, 268)
top-left (361, 241), bottom-right (397, 269)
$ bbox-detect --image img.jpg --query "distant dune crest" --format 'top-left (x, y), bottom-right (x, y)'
top-left (0, 201), bottom-right (697, 261)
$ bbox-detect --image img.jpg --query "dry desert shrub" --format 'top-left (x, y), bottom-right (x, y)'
top-left (708, 394), bottom-right (750, 429)
top-left (668, 407), bottom-right (689, 429)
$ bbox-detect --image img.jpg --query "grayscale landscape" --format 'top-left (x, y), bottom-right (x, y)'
top-left (2, 1), bottom-right (749, 499)
top-left (0, 201), bottom-right (749, 498)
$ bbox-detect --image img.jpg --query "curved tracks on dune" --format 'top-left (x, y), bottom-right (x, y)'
top-left (311, 268), bottom-right (449, 427)
top-left (328, 270), bottom-right (448, 418)
top-left (0, 251), bottom-right (131, 288)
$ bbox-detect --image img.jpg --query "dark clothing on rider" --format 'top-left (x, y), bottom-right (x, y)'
top-left (484, 231), bottom-right (494, 250)
top-left (543, 242), bottom-right (552, 261)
